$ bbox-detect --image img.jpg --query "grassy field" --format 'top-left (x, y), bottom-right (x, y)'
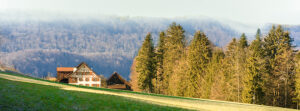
top-left (0, 77), bottom-right (188, 111)
top-left (0, 71), bottom-right (297, 111)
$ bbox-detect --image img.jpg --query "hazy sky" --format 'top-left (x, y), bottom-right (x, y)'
top-left (1, 0), bottom-right (300, 25)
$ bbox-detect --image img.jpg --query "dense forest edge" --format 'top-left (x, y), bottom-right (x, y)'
top-left (131, 22), bottom-right (300, 109)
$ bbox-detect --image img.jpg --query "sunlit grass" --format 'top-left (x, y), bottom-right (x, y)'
top-left (0, 77), bottom-right (189, 111)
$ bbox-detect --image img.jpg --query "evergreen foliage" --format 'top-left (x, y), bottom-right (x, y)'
top-left (135, 33), bottom-right (156, 92)
top-left (162, 22), bottom-right (186, 95)
top-left (132, 23), bottom-right (298, 109)
top-left (242, 29), bottom-right (265, 104)
top-left (154, 32), bottom-right (166, 94)
top-left (186, 31), bottom-right (212, 98)
top-left (264, 25), bottom-right (295, 107)
top-left (223, 38), bottom-right (240, 101)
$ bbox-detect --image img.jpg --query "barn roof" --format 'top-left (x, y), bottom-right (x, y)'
top-left (57, 67), bottom-right (74, 72)
top-left (107, 72), bottom-right (131, 86)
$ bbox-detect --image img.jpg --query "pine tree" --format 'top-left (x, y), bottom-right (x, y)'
top-left (236, 33), bottom-right (249, 102)
top-left (223, 34), bottom-right (249, 102)
top-left (136, 33), bottom-right (156, 92)
top-left (264, 25), bottom-right (295, 107)
top-left (204, 48), bottom-right (225, 99)
top-left (154, 32), bottom-right (165, 94)
top-left (223, 38), bottom-right (239, 101)
top-left (209, 49), bottom-right (226, 100)
top-left (169, 54), bottom-right (189, 96)
top-left (242, 29), bottom-right (265, 104)
top-left (162, 22), bottom-right (186, 95)
top-left (186, 31), bottom-right (212, 98)
top-left (295, 52), bottom-right (300, 108)
top-left (239, 33), bottom-right (248, 48)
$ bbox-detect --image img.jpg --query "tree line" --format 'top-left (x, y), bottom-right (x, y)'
top-left (130, 22), bottom-right (300, 108)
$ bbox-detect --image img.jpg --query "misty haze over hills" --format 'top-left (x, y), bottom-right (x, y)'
top-left (0, 13), bottom-right (299, 79)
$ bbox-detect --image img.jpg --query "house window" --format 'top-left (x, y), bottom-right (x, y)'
top-left (85, 84), bottom-right (89, 86)
top-left (92, 84), bottom-right (98, 87)
top-left (79, 78), bottom-right (83, 81)
top-left (86, 78), bottom-right (89, 81)
top-left (93, 78), bottom-right (99, 81)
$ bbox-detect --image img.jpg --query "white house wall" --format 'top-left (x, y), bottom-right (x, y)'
top-left (69, 76), bottom-right (101, 87)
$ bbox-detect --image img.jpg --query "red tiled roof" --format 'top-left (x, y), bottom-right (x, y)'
top-left (57, 67), bottom-right (74, 72)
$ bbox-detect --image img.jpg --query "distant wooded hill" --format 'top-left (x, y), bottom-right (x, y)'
top-left (0, 16), bottom-right (299, 79)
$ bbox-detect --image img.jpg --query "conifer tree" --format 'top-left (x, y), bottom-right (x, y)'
top-left (136, 33), bottom-right (155, 92)
top-left (223, 38), bottom-right (239, 101)
top-left (223, 34), bottom-right (249, 102)
top-left (242, 29), bottom-right (265, 104)
top-left (204, 48), bottom-right (225, 99)
top-left (264, 25), bottom-right (295, 107)
top-left (186, 31), bottom-right (212, 98)
top-left (295, 52), bottom-right (300, 108)
top-left (154, 32), bottom-right (165, 94)
top-left (169, 54), bottom-right (189, 96)
top-left (239, 33), bottom-right (248, 48)
top-left (162, 22), bottom-right (186, 95)
top-left (236, 33), bottom-right (249, 102)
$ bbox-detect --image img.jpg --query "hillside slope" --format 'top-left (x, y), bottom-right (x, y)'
top-left (0, 73), bottom-right (186, 111)
top-left (0, 71), bottom-right (296, 111)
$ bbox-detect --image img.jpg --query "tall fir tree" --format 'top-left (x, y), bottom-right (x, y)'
top-left (264, 25), bottom-right (295, 107)
top-left (204, 48), bottom-right (225, 99)
top-left (154, 31), bottom-right (165, 94)
top-left (242, 29), bottom-right (265, 104)
top-left (236, 33), bottom-right (249, 102)
top-left (135, 33), bottom-right (156, 93)
top-left (209, 48), bottom-right (226, 100)
top-left (223, 38), bottom-right (239, 101)
top-left (295, 52), bottom-right (300, 108)
top-left (169, 53), bottom-right (189, 96)
top-left (238, 33), bottom-right (248, 48)
top-left (162, 22), bottom-right (186, 95)
top-left (223, 34), bottom-right (249, 102)
top-left (186, 31), bottom-right (212, 98)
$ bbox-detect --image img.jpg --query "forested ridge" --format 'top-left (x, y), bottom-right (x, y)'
top-left (0, 15), bottom-right (300, 83)
top-left (132, 22), bottom-right (300, 108)
top-left (0, 17), bottom-right (238, 78)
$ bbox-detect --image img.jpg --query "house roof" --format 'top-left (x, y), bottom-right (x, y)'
top-left (57, 67), bottom-right (74, 72)
top-left (69, 62), bottom-right (100, 78)
top-left (107, 72), bottom-right (131, 86)
top-left (76, 62), bottom-right (89, 68)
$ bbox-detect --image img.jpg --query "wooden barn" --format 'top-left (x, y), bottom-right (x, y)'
top-left (56, 62), bottom-right (101, 87)
top-left (57, 67), bottom-right (75, 83)
top-left (107, 72), bottom-right (131, 90)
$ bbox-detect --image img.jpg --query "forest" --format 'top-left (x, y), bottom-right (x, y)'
top-left (0, 17), bottom-right (237, 78)
top-left (1, 16), bottom-right (300, 79)
top-left (131, 22), bottom-right (300, 108)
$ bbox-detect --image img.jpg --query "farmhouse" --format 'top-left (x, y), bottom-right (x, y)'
top-left (56, 62), bottom-right (101, 87)
top-left (107, 72), bottom-right (131, 90)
